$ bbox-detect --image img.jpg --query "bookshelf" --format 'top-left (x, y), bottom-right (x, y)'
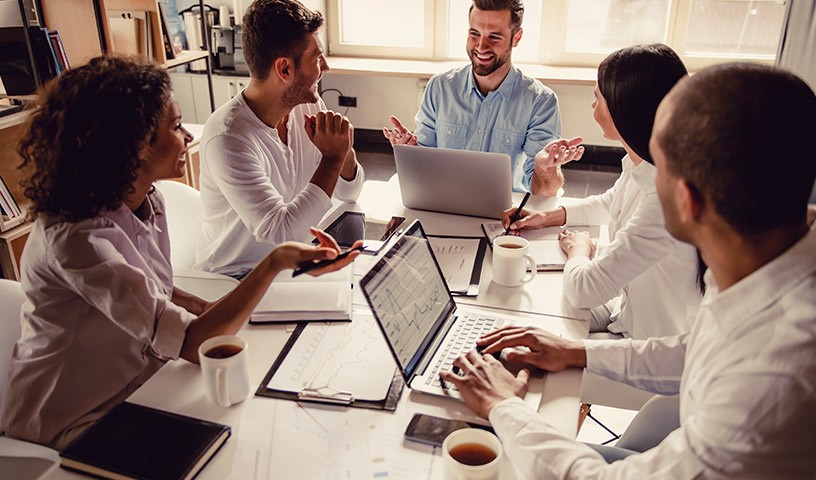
top-left (40, 0), bottom-right (216, 111)
top-left (165, 49), bottom-right (208, 69)
top-left (0, 118), bottom-right (30, 279)
top-left (0, 1), bottom-right (215, 279)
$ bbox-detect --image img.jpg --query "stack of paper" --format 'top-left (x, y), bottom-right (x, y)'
top-left (251, 266), bottom-right (354, 323)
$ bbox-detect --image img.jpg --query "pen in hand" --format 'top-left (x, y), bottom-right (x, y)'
top-left (504, 191), bottom-right (532, 235)
top-left (292, 245), bottom-right (365, 277)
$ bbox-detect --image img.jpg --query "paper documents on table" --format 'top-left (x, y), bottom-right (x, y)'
top-left (250, 265), bottom-right (353, 323)
top-left (264, 307), bottom-right (397, 402)
top-left (482, 222), bottom-right (601, 271)
top-left (426, 235), bottom-right (487, 296)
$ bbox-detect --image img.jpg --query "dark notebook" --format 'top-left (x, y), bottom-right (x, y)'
top-left (60, 402), bottom-right (231, 480)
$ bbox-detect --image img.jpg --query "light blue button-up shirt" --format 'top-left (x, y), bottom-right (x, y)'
top-left (414, 64), bottom-right (561, 192)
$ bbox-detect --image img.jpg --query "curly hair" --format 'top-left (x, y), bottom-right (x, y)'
top-left (17, 55), bottom-right (171, 222)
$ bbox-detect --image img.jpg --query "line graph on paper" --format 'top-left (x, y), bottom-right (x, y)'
top-left (364, 236), bottom-right (450, 368)
top-left (427, 236), bottom-right (483, 292)
top-left (264, 309), bottom-right (397, 401)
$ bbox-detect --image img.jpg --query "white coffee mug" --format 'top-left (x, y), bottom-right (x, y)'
top-left (492, 236), bottom-right (537, 287)
top-left (199, 335), bottom-right (250, 408)
top-left (442, 428), bottom-right (503, 480)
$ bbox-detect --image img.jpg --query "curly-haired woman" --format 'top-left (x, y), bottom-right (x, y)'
top-left (0, 55), bottom-right (360, 449)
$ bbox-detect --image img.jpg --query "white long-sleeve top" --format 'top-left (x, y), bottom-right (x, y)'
top-left (489, 228), bottom-right (816, 479)
top-left (195, 94), bottom-right (364, 276)
top-left (0, 191), bottom-right (196, 447)
top-left (563, 156), bottom-right (700, 338)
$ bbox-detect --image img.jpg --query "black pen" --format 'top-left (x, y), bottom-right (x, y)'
top-left (504, 191), bottom-right (532, 235)
top-left (292, 245), bottom-right (365, 277)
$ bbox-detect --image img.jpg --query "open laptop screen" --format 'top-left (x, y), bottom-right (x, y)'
top-left (360, 221), bottom-right (456, 378)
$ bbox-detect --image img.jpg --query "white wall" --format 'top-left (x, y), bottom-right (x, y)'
top-left (320, 72), bottom-right (615, 146)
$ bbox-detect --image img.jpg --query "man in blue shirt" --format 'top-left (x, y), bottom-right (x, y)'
top-left (384, 0), bottom-right (583, 195)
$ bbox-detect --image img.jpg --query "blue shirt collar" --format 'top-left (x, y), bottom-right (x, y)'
top-left (466, 65), bottom-right (521, 100)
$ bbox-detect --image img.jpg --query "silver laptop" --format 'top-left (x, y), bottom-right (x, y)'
top-left (359, 220), bottom-right (562, 401)
top-left (392, 144), bottom-right (513, 219)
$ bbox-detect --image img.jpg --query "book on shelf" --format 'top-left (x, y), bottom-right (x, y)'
top-left (250, 265), bottom-right (353, 323)
top-left (0, 174), bottom-right (22, 219)
top-left (481, 222), bottom-right (601, 271)
top-left (157, 2), bottom-right (180, 59)
top-left (27, 26), bottom-right (60, 83)
top-left (60, 402), bottom-right (230, 480)
top-left (47, 30), bottom-right (70, 72)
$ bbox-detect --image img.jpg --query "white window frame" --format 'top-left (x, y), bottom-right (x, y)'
top-left (327, 0), bottom-right (782, 70)
top-left (326, 0), bottom-right (436, 59)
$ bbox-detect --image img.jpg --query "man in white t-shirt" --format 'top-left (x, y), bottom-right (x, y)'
top-left (441, 63), bottom-right (816, 478)
top-left (195, 0), bottom-right (364, 277)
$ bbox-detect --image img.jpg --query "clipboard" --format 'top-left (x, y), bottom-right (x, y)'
top-left (426, 234), bottom-right (487, 297)
top-left (255, 322), bottom-right (405, 411)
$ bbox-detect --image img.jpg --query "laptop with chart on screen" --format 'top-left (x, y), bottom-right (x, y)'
top-left (359, 220), bottom-right (564, 403)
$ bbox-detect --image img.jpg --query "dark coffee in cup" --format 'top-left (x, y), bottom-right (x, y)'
top-left (448, 442), bottom-right (497, 466)
top-left (204, 344), bottom-right (243, 359)
top-left (497, 243), bottom-right (524, 249)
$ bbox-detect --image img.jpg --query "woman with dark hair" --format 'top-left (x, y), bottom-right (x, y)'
top-left (0, 55), bottom-right (360, 449)
top-left (502, 44), bottom-right (700, 340)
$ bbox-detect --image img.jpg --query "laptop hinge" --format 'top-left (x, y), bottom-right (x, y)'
top-left (412, 309), bottom-right (459, 382)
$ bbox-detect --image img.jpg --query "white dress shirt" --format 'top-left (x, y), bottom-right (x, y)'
top-left (0, 191), bottom-right (196, 447)
top-left (489, 228), bottom-right (816, 479)
top-left (195, 94), bottom-right (365, 276)
top-left (563, 156), bottom-right (700, 338)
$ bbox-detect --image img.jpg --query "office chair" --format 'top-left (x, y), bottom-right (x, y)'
top-left (0, 279), bottom-right (25, 403)
top-left (0, 279), bottom-right (60, 479)
top-left (155, 180), bottom-right (202, 270)
top-left (614, 394), bottom-right (681, 452)
top-left (154, 180), bottom-right (239, 300)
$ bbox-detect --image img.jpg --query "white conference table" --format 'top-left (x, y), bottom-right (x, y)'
top-left (337, 176), bottom-right (596, 321)
top-left (47, 178), bottom-right (591, 480)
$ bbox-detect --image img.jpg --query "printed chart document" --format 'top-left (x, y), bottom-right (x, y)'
top-left (482, 223), bottom-right (601, 271)
top-left (426, 235), bottom-right (487, 296)
top-left (251, 266), bottom-right (353, 323)
top-left (263, 307), bottom-right (397, 401)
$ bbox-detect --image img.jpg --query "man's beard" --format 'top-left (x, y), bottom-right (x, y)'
top-left (282, 70), bottom-right (318, 107)
top-left (469, 49), bottom-right (510, 77)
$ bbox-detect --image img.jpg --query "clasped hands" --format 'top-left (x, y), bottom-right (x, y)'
top-left (440, 326), bottom-right (586, 419)
top-left (304, 111), bottom-right (354, 162)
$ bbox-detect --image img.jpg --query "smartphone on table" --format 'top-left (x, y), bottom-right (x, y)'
top-left (403, 413), bottom-right (494, 447)
top-left (314, 211), bottom-right (405, 254)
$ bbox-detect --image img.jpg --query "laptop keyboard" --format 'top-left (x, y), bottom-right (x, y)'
top-left (427, 312), bottom-right (508, 390)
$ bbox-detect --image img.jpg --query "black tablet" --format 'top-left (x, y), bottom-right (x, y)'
top-left (314, 211), bottom-right (405, 254)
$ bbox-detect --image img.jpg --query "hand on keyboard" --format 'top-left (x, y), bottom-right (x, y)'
top-left (475, 326), bottom-right (587, 372)
top-left (439, 350), bottom-right (530, 419)
top-left (452, 345), bottom-right (501, 375)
